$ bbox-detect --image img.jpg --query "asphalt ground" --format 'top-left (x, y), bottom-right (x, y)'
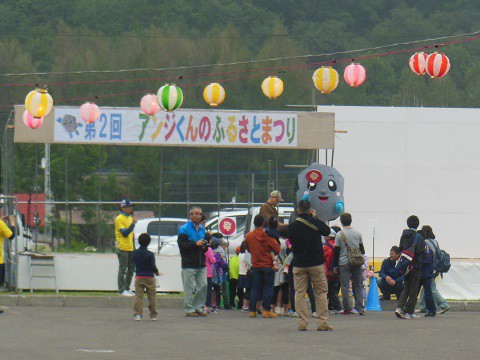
top-left (1, 306), bottom-right (479, 360)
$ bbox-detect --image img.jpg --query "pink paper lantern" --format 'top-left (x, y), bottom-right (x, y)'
top-left (344, 63), bottom-right (366, 87)
top-left (409, 52), bottom-right (428, 75)
top-left (80, 102), bottom-right (101, 124)
top-left (140, 94), bottom-right (160, 115)
top-left (426, 52), bottom-right (450, 78)
top-left (22, 110), bottom-right (44, 129)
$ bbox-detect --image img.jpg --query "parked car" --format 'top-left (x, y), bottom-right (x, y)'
top-left (205, 206), bottom-right (294, 256)
top-left (133, 217), bottom-right (187, 254)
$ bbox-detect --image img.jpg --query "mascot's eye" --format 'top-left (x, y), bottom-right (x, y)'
top-left (308, 182), bottom-right (317, 191)
top-left (328, 180), bottom-right (337, 191)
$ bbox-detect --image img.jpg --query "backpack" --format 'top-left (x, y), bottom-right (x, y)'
top-left (324, 242), bottom-right (338, 278)
top-left (396, 232), bottom-right (421, 276)
top-left (340, 231), bottom-right (364, 267)
top-left (426, 239), bottom-right (451, 274)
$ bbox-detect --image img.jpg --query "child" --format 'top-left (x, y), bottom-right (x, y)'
top-left (211, 233), bottom-right (227, 310)
top-left (265, 217), bottom-right (280, 270)
top-left (205, 237), bottom-right (216, 313)
top-left (132, 233), bottom-right (159, 321)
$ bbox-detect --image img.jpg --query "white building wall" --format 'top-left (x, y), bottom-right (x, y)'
top-left (317, 105), bottom-right (480, 259)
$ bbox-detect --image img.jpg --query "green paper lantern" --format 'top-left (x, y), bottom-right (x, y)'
top-left (157, 84), bottom-right (183, 112)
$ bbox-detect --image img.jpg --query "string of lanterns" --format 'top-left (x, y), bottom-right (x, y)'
top-left (22, 52), bottom-right (451, 129)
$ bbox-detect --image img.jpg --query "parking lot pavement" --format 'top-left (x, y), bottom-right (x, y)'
top-left (1, 306), bottom-right (479, 360)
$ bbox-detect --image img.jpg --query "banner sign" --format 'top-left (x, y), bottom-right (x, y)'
top-left (53, 108), bottom-right (298, 147)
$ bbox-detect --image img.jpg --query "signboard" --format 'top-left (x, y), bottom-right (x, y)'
top-left (14, 106), bottom-right (335, 149)
top-left (219, 217), bottom-right (237, 237)
top-left (54, 108), bottom-right (297, 147)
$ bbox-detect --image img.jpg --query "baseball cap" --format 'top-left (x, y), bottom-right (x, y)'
top-left (270, 190), bottom-right (284, 202)
top-left (328, 229), bottom-right (337, 238)
top-left (120, 199), bottom-right (134, 208)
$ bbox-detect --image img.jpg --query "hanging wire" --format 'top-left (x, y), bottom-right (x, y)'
top-left (1, 30), bottom-right (479, 78)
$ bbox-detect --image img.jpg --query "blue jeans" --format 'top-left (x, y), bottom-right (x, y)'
top-left (418, 277), bottom-right (436, 314)
top-left (249, 268), bottom-right (275, 312)
top-left (419, 276), bottom-right (449, 311)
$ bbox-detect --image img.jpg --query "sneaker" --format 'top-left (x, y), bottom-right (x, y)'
top-left (394, 308), bottom-right (405, 319)
top-left (256, 309), bottom-right (263, 315)
top-left (120, 290), bottom-right (134, 297)
top-left (186, 312), bottom-right (199, 317)
top-left (404, 313), bottom-right (421, 320)
top-left (425, 312), bottom-right (436, 317)
top-left (414, 308), bottom-right (428, 314)
top-left (330, 309), bottom-right (342, 314)
top-left (358, 311), bottom-right (366, 316)
top-left (241, 306), bottom-right (249, 312)
top-left (438, 307), bottom-right (450, 314)
top-left (282, 311), bottom-right (290, 316)
top-left (311, 312), bottom-right (317, 318)
top-left (127, 290), bottom-right (135, 295)
top-left (289, 311), bottom-right (297, 317)
top-left (350, 309), bottom-right (359, 315)
top-left (210, 307), bottom-right (218, 314)
top-left (262, 310), bottom-right (278, 318)
top-left (317, 324), bottom-right (334, 331)
top-left (151, 317), bottom-right (157, 321)
top-left (195, 309), bottom-right (208, 317)
top-left (134, 315), bottom-right (142, 321)
top-left (298, 324), bottom-right (307, 331)
top-left (249, 311), bottom-right (257, 318)
top-left (341, 310), bottom-right (353, 315)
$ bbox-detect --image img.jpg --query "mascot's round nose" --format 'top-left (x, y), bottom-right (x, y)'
top-left (320, 189), bottom-right (327, 195)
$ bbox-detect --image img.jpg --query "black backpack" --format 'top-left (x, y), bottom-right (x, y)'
top-left (426, 239), bottom-right (451, 274)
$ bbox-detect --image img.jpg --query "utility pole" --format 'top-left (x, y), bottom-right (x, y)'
top-left (44, 143), bottom-right (53, 248)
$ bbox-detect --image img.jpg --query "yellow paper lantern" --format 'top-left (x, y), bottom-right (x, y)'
top-left (312, 67), bottom-right (339, 94)
top-left (261, 76), bottom-right (284, 99)
top-left (203, 83), bottom-right (226, 107)
top-left (25, 88), bottom-right (53, 118)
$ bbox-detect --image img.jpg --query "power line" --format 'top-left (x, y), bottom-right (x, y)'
top-left (1, 30), bottom-right (479, 78)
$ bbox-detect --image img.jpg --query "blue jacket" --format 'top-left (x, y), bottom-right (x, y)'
top-left (379, 258), bottom-right (404, 283)
top-left (132, 246), bottom-right (158, 277)
top-left (421, 243), bottom-right (435, 278)
top-left (177, 221), bottom-right (207, 269)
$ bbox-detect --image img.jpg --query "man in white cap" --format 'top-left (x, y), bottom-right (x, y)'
top-left (259, 190), bottom-right (284, 225)
top-left (115, 199), bottom-right (137, 296)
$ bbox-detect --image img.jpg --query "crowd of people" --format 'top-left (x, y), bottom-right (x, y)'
top-left (113, 194), bottom-right (449, 328)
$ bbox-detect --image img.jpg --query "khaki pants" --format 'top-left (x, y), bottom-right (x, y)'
top-left (134, 277), bottom-right (158, 318)
top-left (293, 265), bottom-right (328, 326)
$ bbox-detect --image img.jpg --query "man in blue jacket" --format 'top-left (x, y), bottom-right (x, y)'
top-left (377, 246), bottom-right (404, 301)
top-left (177, 206), bottom-right (209, 317)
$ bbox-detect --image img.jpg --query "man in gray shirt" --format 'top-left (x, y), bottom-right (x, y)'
top-left (333, 213), bottom-right (366, 315)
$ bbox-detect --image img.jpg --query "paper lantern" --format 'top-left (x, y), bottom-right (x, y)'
top-left (409, 52), bottom-right (428, 75)
top-left (312, 67), bottom-right (339, 94)
top-left (157, 84), bottom-right (183, 112)
top-left (261, 76), bottom-right (284, 99)
top-left (426, 52), bottom-right (450, 78)
top-left (80, 102), bottom-right (101, 124)
top-left (203, 83), bottom-right (225, 107)
top-left (22, 110), bottom-right (44, 129)
top-left (25, 88), bottom-right (53, 118)
top-left (140, 94), bottom-right (160, 115)
top-left (344, 63), bottom-right (366, 87)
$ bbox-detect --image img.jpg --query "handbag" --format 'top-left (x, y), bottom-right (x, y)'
top-left (341, 231), bottom-right (364, 267)
top-left (396, 233), bottom-right (421, 275)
